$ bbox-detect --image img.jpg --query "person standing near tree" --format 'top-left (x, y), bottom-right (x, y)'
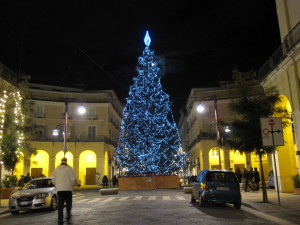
top-left (102, 175), bottom-right (108, 188)
top-left (24, 173), bottom-right (31, 184)
top-left (253, 167), bottom-right (260, 191)
top-left (53, 157), bottom-right (77, 225)
top-left (243, 168), bottom-right (253, 192)
top-left (235, 167), bottom-right (242, 183)
top-left (112, 175), bottom-right (118, 187)
top-left (18, 175), bottom-right (25, 188)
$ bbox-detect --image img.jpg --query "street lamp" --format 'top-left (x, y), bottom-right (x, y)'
top-left (53, 102), bottom-right (86, 157)
top-left (0, 160), bottom-right (3, 187)
top-left (197, 97), bottom-right (222, 169)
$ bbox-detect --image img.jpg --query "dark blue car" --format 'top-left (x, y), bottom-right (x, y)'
top-left (191, 169), bottom-right (242, 209)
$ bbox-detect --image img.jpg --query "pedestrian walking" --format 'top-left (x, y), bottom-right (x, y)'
top-left (24, 173), bottom-right (32, 183)
top-left (53, 157), bottom-right (77, 225)
top-left (243, 168), bottom-right (254, 192)
top-left (102, 175), bottom-right (108, 188)
top-left (235, 167), bottom-right (242, 183)
top-left (253, 167), bottom-right (260, 191)
top-left (112, 175), bottom-right (118, 187)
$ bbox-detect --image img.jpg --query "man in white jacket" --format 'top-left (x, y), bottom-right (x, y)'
top-left (53, 157), bottom-right (77, 225)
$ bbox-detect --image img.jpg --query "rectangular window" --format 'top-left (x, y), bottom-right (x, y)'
top-left (88, 108), bottom-right (97, 120)
top-left (36, 105), bottom-right (45, 118)
top-left (88, 126), bottom-right (96, 140)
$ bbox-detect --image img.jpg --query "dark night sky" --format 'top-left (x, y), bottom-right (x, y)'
top-left (0, 0), bottom-right (281, 120)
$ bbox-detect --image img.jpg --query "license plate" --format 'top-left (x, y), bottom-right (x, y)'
top-left (20, 201), bottom-right (31, 205)
top-left (216, 187), bottom-right (229, 191)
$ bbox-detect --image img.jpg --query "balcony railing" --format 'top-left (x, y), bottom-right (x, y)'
top-left (187, 132), bottom-right (217, 151)
top-left (258, 21), bottom-right (300, 80)
top-left (35, 113), bottom-right (46, 118)
top-left (33, 135), bottom-right (118, 147)
top-left (87, 115), bottom-right (98, 120)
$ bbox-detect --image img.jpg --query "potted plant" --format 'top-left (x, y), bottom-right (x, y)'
top-left (292, 174), bottom-right (300, 194)
top-left (0, 173), bottom-right (17, 198)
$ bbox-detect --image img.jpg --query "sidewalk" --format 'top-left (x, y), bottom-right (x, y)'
top-left (242, 188), bottom-right (300, 209)
top-left (241, 189), bottom-right (300, 225)
top-left (0, 198), bottom-right (8, 214)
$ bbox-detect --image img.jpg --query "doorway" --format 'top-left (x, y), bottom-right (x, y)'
top-left (86, 168), bottom-right (96, 185)
top-left (234, 164), bottom-right (245, 172)
top-left (31, 168), bottom-right (43, 179)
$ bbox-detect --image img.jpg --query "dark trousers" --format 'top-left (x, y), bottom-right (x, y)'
top-left (57, 191), bottom-right (73, 223)
top-left (244, 179), bottom-right (253, 191)
top-left (254, 181), bottom-right (259, 191)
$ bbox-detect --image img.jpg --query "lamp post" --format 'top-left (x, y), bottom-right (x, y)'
top-left (53, 102), bottom-right (86, 157)
top-left (197, 96), bottom-right (222, 169)
top-left (0, 160), bottom-right (3, 187)
top-left (213, 97), bottom-right (222, 169)
top-left (63, 102), bottom-right (68, 157)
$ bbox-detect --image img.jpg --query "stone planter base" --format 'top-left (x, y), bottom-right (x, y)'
top-left (183, 187), bottom-right (192, 194)
top-left (294, 188), bottom-right (300, 195)
top-left (0, 188), bottom-right (14, 199)
top-left (99, 188), bottom-right (119, 195)
top-left (118, 175), bottom-right (180, 190)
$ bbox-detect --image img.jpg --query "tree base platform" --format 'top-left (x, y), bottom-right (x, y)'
top-left (118, 175), bottom-right (180, 190)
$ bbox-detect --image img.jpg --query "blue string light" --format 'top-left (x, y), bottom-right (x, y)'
top-left (116, 31), bottom-right (186, 175)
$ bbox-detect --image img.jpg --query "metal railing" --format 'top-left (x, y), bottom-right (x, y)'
top-left (188, 132), bottom-right (217, 151)
top-left (33, 135), bottom-right (118, 147)
top-left (258, 21), bottom-right (300, 80)
top-left (35, 113), bottom-right (46, 118)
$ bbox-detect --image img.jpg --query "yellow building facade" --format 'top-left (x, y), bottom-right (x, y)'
top-left (179, 88), bottom-right (271, 182)
top-left (258, 0), bottom-right (300, 192)
top-left (14, 83), bottom-right (123, 186)
top-left (179, 0), bottom-right (300, 192)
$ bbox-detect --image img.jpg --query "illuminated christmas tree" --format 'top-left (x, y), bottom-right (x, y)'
top-left (116, 31), bottom-right (186, 175)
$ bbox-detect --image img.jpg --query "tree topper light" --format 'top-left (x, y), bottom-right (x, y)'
top-left (144, 31), bottom-right (151, 47)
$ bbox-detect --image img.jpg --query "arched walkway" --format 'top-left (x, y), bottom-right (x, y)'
top-left (55, 151), bottom-right (74, 168)
top-left (30, 150), bottom-right (49, 178)
top-left (79, 150), bottom-right (96, 186)
top-left (274, 95), bottom-right (298, 192)
top-left (209, 147), bottom-right (223, 169)
top-left (14, 153), bottom-right (24, 180)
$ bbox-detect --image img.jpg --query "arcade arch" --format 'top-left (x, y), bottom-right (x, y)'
top-left (209, 147), bottom-right (223, 169)
top-left (79, 150), bottom-right (96, 186)
top-left (55, 151), bottom-right (74, 168)
top-left (30, 150), bottom-right (49, 178)
top-left (274, 95), bottom-right (298, 192)
top-left (14, 153), bottom-right (24, 179)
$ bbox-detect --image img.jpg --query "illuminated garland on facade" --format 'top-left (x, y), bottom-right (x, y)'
top-left (116, 31), bottom-right (186, 175)
top-left (0, 82), bottom-right (25, 165)
top-left (0, 90), bottom-right (8, 141)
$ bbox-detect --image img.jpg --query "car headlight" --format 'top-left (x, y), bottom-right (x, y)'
top-left (36, 192), bottom-right (51, 199)
top-left (10, 196), bottom-right (17, 201)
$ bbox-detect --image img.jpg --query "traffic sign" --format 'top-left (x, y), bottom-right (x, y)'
top-left (260, 117), bottom-right (284, 146)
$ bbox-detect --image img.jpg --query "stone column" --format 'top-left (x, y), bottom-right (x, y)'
top-left (201, 148), bottom-right (210, 170)
top-left (223, 148), bottom-right (231, 170)
top-left (293, 110), bottom-right (300, 173)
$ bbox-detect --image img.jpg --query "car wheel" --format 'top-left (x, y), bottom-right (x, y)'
top-left (50, 195), bottom-right (57, 210)
top-left (191, 194), bottom-right (196, 203)
top-left (234, 202), bottom-right (241, 209)
top-left (11, 210), bottom-right (19, 214)
top-left (199, 195), bottom-right (206, 207)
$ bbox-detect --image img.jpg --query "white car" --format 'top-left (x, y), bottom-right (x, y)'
top-left (9, 177), bottom-right (57, 214)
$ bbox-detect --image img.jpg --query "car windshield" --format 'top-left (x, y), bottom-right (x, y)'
top-left (206, 172), bottom-right (237, 182)
top-left (24, 179), bottom-right (54, 189)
